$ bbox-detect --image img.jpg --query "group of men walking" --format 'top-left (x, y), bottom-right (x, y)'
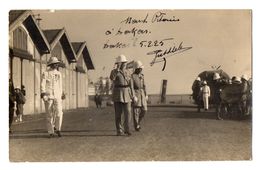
top-left (9, 55), bottom-right (148, 138)
top-left (110, 54), bottom-right (148, 136)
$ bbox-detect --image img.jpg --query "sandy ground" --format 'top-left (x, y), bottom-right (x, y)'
top-left (9, 106), bottom-right (251, 162)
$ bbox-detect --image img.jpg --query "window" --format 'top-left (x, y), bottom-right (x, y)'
top-left (13, 27), bottom-right (27, 51)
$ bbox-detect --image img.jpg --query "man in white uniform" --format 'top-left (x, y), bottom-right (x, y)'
top-left (201, 81), bottom-right (210, 111)
top-left (41, 56), bottom-right (63, 138)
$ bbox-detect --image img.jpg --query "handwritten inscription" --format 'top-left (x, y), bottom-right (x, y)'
top-left (151, 11), bottom-right (180, 23)
top-left (120, 11), bottom-right (180, 24)
top-left (148, 42), bottom-right (192, 71)
top-left (121, 14), bottom-right (149, 24)
top-left (139, 38), bottom-right (174, 48)
top-left (103, 11), bottom-right (190, 70)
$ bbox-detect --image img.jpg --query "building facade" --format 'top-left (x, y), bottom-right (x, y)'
top-left (9, 10), bottom-right (95, 115)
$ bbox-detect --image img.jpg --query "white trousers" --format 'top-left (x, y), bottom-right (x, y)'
top-left (44, 99), bottom-right (63, 134)
top-left (203, 94), bottom-right (209, 110)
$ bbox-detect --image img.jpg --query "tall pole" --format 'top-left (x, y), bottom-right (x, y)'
top-left (161, 79), bottom-right (167, 103)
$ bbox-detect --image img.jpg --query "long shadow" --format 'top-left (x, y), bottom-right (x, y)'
top-left (12, 129), bottom-right (115, 134)
top-left (149, 110), bottom-right (217, 120)
top-left (9, 133), bottom-right (118, 139)
top-left (9, 129), bottom-right (118, 139)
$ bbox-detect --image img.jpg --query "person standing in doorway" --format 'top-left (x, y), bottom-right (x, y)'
top-left (41, 56), bottom-right (63, 138)
top-left (202, 81), bottom-right (210, 111)
top-left (112, 54), bottom-right (134, 136)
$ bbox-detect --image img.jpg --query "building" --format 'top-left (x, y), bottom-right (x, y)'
top-left (9, 10), bottom-right (50, 115)
top-left (9, 10), bottom-right (95, 115)
top-left (72, 41), bottom-right (94, 108)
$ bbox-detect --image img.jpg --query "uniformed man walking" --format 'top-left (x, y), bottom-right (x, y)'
top-left (131, 61), bottom-right (148, 131)
top-left (112, 54), bottom-right (134, 136)
top-left (41, 56), bottom-right (63, 138)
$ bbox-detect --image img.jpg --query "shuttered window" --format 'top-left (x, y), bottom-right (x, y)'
top-left (13, 27), bottom-right (27, 51)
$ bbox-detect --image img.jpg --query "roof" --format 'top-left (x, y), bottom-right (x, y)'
top-left (43, 28), bottom-right (77, 63)
top-left (9, 10), bottom-right (27, 25)
top-left (72, 42), bottom-right (95, 70)
top-left (43, 29), bottom-right (63, 45)
top-left (72, 42), bottom-right (84, 54)
top-left (82, 45), bottom-right (95, 70)
top-left (9, 10), bottom-right (50, 55)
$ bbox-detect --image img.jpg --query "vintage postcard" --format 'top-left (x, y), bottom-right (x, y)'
top-left (8, 9), bottom-right (252, 162)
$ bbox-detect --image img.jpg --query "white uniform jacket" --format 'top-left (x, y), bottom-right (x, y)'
top-left (41, 69), bottom-right (62, 100)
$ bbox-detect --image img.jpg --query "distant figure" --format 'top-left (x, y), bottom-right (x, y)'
top-left (212, 73), bottom-right (227, 119)
top-left (9, 78), bottom-right (16, 133)
top-left (241, 74), bottom-right (249, 116)
top-left (131, 61), bottom-right (148, 131)
top-left (94, 93), bottom-right (102, 108)
top-left (14, 86), bottom-right (26, 122)
top-left (21, 85), bottom-right (26, 96)
top-left (192, 77), bottom-right (203, 112)
top-left (201, 81), bottom-right (210, 111)
top-left (41, 56), bottom-right (63, 138)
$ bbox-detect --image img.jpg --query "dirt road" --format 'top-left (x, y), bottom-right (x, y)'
top-left (9, 106), bottom-right (251, 161)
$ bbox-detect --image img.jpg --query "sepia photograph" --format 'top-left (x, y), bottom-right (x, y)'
top-left (8, 9), bottom-right (252, 163)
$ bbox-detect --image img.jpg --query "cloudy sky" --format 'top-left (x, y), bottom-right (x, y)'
top-left (33, 10), bottom-right (252, 94)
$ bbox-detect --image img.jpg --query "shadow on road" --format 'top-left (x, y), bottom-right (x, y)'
top-left (9, 129), bottom-right (118, 139)
top-left (149, 110), bottom-right (217, 120)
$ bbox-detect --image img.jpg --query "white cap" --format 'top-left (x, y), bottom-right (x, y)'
top-left (47, 56), bottom-right (60, 66)
top-left (203, 81), bottom-right (207, 85)
top-left (115, 54), bottom-right (128, 63)
top-left (213, 73), bottom-right (220, 80)
top-left (134, 60), bottom-right (144, 70)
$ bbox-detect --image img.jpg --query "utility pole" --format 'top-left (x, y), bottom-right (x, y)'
top-left (160, 79), bottom-right (167, 103)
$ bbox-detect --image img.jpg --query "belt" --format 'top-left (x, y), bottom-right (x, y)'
top-left (114, 85), bottom-right (130, 88)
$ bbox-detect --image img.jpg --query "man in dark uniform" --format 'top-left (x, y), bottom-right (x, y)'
top-left (112, 54), bottom-right (134, 136)
top-left (192, 77), bottom-right (203, 112)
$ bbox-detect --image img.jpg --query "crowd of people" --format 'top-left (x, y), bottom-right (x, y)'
top-left (192, 72), bottom-right (252, 120)
top-left (9, 55), bottom-right (251, 137)
top-left (9, 79), bottom-right (26, 133)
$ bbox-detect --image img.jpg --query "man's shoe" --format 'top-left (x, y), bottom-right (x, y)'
top-left (116, 132), bottom-right (124, 136)
top-left (56, 131), bottom-right (62, 137)
top-left (124, 132), bottom-right (132, 136)
top-left (135, 125), bottom-right (141, 131)
top-left (49, 134), bottom-right (55, 138)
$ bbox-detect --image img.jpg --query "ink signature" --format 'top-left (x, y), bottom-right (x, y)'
top-left (147, 42), bottom-right (192, 71)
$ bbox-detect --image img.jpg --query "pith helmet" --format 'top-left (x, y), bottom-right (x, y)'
top-left (213, 73), bottom-right (220, 80)
top-left (134, 60), bottom-right (144, 70)
top-left (196, 77), bottom-right (201, 81)
top-left (241, 74), bottom-right (248, 81)
top-left (233, 76), bottom-right (241, 84)
top-left (115, 54), bottom-right (128, 63)
top-left (47, 56), bottom-right (60, 66)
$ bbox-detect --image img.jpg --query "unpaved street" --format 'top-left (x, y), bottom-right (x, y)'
top-left (9, 106), bottom-right (251, 162)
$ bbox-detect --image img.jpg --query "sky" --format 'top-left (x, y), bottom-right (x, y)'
top-left (33, 10), bottom-right (252, 94)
